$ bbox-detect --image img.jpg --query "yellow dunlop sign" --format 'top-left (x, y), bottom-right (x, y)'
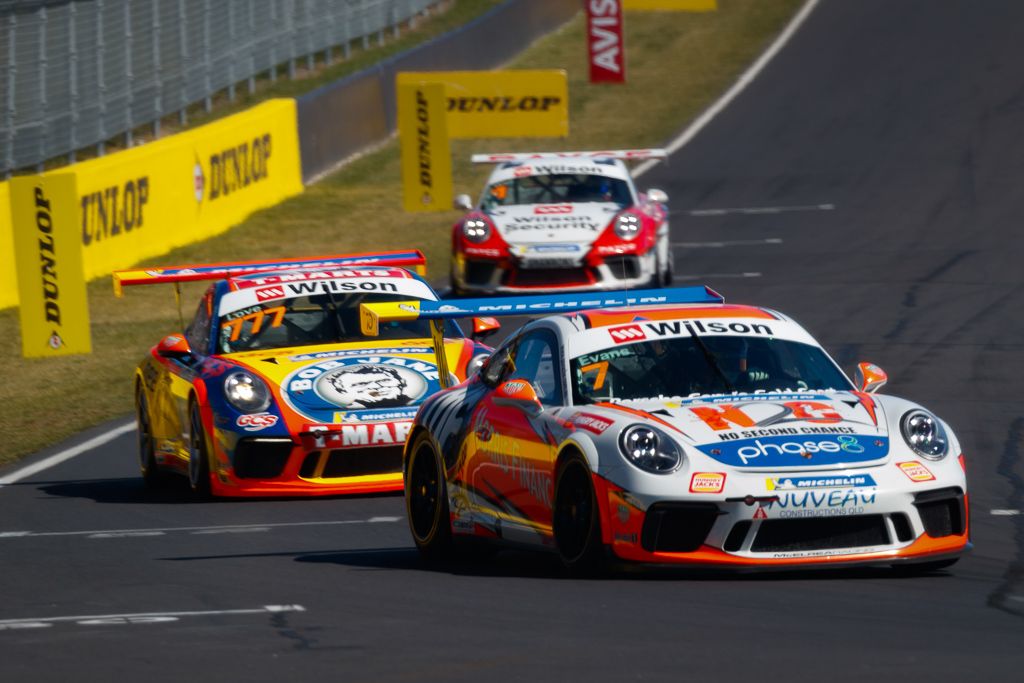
top-left (398, 82), bottom-right (453, 212)
top-left (11, 174), bottom-right (92, 356)
top-left (623, 0), bottom-right (717, 9)
top-left (73, 99), bottom-right (303, 280)
top-left (396, 70), bottom-right (569, 139)
top-left (0, 180), bottom-right (14, 310)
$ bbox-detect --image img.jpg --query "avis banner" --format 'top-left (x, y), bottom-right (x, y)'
top-left (587, 0), bottom-right (626, 84)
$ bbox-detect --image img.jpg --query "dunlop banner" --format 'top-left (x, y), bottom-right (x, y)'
top-left (396, 71), bottom-right (569, 139)
top-left (72, 99), bottom-right (303, 281)
top-left (623, 0), bottom-right (717, 10)
top-left (0, 181), bottom-right (14, 310)
top-left (10, 175), bottom-right (92, 356)
top-left (397, 83), bottom-right (453, 212)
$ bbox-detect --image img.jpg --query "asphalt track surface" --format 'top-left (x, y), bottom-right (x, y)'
top-left (2, 1), bottom-right (1023, 680)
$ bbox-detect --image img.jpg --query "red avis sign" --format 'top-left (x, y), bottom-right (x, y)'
top-left (587, 0), bottom-right (626, 84)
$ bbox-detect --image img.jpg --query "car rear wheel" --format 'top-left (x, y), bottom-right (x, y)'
top-left (553, 455), bottom-right (607, 575)
top-left (188, 401), bottom-right (212, 499)
top-left (406, 431), bottom-right (453, 561)
top-left (135, 387), bottom-right (167, 489)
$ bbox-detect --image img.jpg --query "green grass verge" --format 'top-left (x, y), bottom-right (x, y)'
top-left (0, 0), bottom-right (803, 467)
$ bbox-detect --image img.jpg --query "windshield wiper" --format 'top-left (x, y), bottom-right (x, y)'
top-left (686, 328), bottom-right (735, 393)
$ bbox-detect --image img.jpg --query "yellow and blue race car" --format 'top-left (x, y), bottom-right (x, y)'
top-left (114, 251), bottom-right (495, 498)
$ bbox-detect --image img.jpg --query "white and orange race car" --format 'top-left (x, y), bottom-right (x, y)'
top-left (359, 288), bottom-right (970, 573)
top-left (450, 150), bottom-right (672, 295)
top-left (114, 251), bottom-right (494, 498)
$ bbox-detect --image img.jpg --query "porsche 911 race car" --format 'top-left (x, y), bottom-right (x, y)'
top-left (359, 289), bottom-right (970, 572)
top-left (450, 150), bottom-right (672, 295)
top-left (114, 251), bottom-right (494, 498)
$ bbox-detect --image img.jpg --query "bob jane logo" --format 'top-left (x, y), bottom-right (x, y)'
top-left (283, 356), bottom-right (442, 422)
top-left (194, 133), bottom-right (273, 203)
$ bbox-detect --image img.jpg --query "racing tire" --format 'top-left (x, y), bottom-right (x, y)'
top-left (658, 233), bottom-right (674, 287)
top-left (661, 244), bottom-right (675, 287)
top-left (553, 455), bottom-right (607, 576)
top-left (406, 431), bottom-right (454, 562)
top-left (188, 401), bottom-right (213, 499)
top-left (135, 387), bottom-right (168, 489)
top-left (891, 557), bottom-right (959, 575)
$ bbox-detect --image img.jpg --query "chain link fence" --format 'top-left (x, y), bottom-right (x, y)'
top-left (1, 0), bottom-right (435, 175)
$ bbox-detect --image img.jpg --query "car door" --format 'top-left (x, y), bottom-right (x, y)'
top-left (468, 328), bottom-right (565, 541)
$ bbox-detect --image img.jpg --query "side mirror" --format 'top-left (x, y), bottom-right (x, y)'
top-left (855, 362), bottom-right (888, 393)
top-left (453, 194), bottom-right (474, 211)
top-left (157, 333), bottom-right (193, 359)
top-left (471, 316), bottom-right (501, 343)
top-left (645, 188), bottom-right (668, 204)
top-left (493, 379), bottom-right (543, 418)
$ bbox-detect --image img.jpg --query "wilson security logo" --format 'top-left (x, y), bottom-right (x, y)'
top-left (697, 434), bottom-right (889, 468)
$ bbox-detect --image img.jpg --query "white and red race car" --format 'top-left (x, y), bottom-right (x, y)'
top-left (450, 150), bottom-right (672, 295)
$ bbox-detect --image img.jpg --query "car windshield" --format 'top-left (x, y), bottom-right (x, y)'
top-left (571, 335), bottom-right (853, 404)
top-left (483, 173), bottom-right (633, 209)
top-left (217, 292), bottom-right (458, 353)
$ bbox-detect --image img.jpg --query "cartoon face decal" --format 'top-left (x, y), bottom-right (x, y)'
top-left (283, 355), bottom-right (442, 423)
top-left (317, 364), bottom-right (425, 409)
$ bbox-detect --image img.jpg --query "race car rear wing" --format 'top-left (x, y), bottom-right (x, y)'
top-left (471, 149), bottom-right (668, 164)
top-left (112, 250), bottom-right (427, 297)
top-left (360, 286), bottom-right (724, 388)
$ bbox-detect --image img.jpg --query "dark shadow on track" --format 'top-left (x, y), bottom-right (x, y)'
top-left (27, 476), bottom-right (402, 505)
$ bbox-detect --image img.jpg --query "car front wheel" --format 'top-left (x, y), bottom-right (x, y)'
top-left (553, 455), bottom-right (607, 575)
top-left (188, 401), bottom-right (212, 499)
top-left (406, 431), bottom-right (453, 561)
top-left (135, 387), bottom-right (167, 489)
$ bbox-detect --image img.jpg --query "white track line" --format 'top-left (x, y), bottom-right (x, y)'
top-left (0, 605), bottom-right (305, 631)
top-left (0, 421), bottom-right (135, 488)
top-left (0, 1), bottom-right (823, 487)
top-left (0, 516), bottom-right (402, 539)
top-left (672, 238), bottom-right (782, 248)
top-left (634, 0), bottom-right (820, 179)
top-left (684, 203), bottom-right (835, 216)
top-left (991, 510), bottom-right (1021, 516)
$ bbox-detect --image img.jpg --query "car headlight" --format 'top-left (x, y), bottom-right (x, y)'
top-left (462, 218), bottom-right (491, 243)
top-left (224, 371), bottom-right (272, 413)
top-left (901, 409), bottom-right (949, 460)
top-left (618, 425), bottom-right (682, 474)
top-left (613, 214), bottom-right (641, 240)
top-left (467, 353), bottom-right (491, 377)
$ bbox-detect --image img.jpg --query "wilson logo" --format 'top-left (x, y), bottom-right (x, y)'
top-left (534, 205), bottom-right (573, 214)
top-left (255, 286), bottom-right (286, 302)
top-left (608, 324), bottom-right (646, 344)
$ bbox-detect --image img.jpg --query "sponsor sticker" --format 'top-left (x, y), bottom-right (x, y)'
top-left (897, 461), bottom-right (936, 482)
top-left (696, 434), bottom-right (889, 468)
top-left (572, 412), bottom-right (613, 435)
top-left (236, 413), bottom-right (279, 431)
top-left (689, 472), bottom-right (726, 493)
top-left (766, 474), bottom-right (877, 491)
top-left (608, 324), bottom-right (646, 344)
top-left (535, 205), bottom-right (573, 214)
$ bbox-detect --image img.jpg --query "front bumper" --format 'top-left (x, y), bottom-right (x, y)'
top-left (207, 424), bottom-right (407, 497)
top-left (454, 251), bottom-right (657, 294)
top-left (593, 469), bottom-right (970, 568)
